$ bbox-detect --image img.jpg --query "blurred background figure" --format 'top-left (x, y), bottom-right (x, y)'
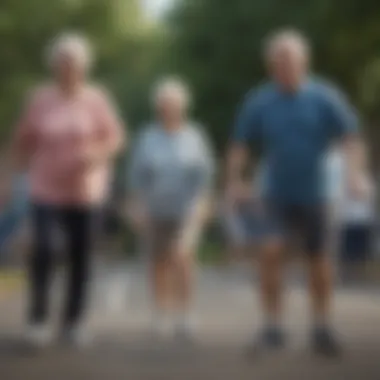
top-left (227, 29), bottom-right (362, 357)
top-left (325, 140), bottom-right (375, 281)
top-left (128, 78), bottom-right (214, 340)
top-left (5, 32), bottom-right (125, 348)
top-left (0, 173), bottom-right (29, 262)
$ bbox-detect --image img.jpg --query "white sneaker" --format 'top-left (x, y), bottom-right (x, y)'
top-left (25, 323), bottom-right (52, 348)
top-left (175, 314), bottom-right (197, 342)
top-left (151, 314), bottom-right (173, 339)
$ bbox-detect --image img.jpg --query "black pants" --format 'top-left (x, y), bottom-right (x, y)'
top-left (28, 203), bottom-right (95, 327)
top-left (340, 223), bottom-right (372, 263)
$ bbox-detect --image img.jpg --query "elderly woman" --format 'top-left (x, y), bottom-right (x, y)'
top-left (7, 33), bottom-right (125, 347)
top-left (128, 78), bottom-right (214, 339)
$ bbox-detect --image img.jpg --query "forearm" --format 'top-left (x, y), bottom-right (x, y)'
top-left (96, 137), bottom-right (125, 163)
top-left (187, 193), bottom-right (213, 226)
top-left (226, 144), bottom-right (249, 184)
top-left (127, 167), bottom-right (149, 219)
top-left (179, 195), bottom-right (211, 253)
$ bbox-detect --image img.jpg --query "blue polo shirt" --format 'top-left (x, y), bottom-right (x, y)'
top-left (233, 79), bottom-right (358, 205)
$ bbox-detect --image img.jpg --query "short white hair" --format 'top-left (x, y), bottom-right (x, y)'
top-left (46, 32), bottom-right (93, 71)
top-left (264, 29), bottom-right (310, 62)
top-left (152, 77), bottom-right (191, 110)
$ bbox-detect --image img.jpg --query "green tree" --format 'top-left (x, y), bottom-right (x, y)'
top-left (167, 0), bottom-right (380, 156)
top-left (0, 0), bottom-right (162, 141)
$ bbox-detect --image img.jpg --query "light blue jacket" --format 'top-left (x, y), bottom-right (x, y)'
top-left (128, 123), bottom-right (214, 220)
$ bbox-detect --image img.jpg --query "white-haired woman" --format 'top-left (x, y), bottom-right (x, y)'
top-left (128, 78), bottom-right (214, 340)
top-left (7, 33), bottom-right (125, 347)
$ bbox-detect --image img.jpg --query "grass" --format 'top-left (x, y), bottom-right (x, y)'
top-left (198, 240), bottom-right (226, 264)
top-left (0, 269), bottom-right (25, 300)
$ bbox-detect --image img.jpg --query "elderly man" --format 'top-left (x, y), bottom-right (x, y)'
top-left (226, 29), bottom-right (362, 357)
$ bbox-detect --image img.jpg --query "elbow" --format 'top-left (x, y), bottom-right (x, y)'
top-left (109, 136), bottom-right (125, 158)
top-left (116, 130), bottom-right (128, 154)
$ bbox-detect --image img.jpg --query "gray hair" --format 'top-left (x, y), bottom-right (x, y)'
top-left (152, 77), bottom-right (191, 110)
top-left (263, 29), bottom-right (310, 62)
top-left (46, 32), bottom-right (93, 71)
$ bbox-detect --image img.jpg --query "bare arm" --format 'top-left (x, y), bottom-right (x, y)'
top-left (225, 143), bottom-right (252, 204)
top-left (226, 89), bottom-right (262, 203)
top-left (226, 143), bottom-right (250, 184)
top-left (97, 120), bottom-right (127, 161)
top-left (89, 89), bottom-right (128, 165)
top-left (324, 85), bottom-right (361, 195)
top-left (125, 130), bottom-right (150, 233)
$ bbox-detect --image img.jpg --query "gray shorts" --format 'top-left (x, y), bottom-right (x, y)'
top-left (146, 216), bottom-right (202, 260)
top-left (147, 219), bottom-right (183, 259)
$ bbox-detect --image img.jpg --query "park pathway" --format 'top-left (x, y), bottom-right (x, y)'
top-left (0, 262), bottom-right (379, 379)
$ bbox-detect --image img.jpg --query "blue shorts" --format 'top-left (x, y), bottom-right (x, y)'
top-left (237, 202), bottom-right (274, 241)
top-left (251, 202), bottom-right (327, 257)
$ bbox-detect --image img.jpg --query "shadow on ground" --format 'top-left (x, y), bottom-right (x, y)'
top-left (1, 332), bottom-right (379, 380)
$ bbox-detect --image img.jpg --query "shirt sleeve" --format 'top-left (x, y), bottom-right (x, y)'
top-left (324, 86), bottom-right (359, 139)
top-left (232, 90), bottom-right (263, 144)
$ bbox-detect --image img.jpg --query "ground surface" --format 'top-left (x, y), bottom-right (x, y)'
top-left (0, 262), bottom-right (379, 380)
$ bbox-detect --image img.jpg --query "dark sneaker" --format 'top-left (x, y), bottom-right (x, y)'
top-left (312, 328), bottom-right (342, 357)
top-left (245, 327), bottom-right (285, 357)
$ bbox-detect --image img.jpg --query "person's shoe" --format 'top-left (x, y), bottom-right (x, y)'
top-left (59, 325), bottom-right (92, 348)
top-left (151, 314), bottom-right (173, 339)
top-left (174, 315), bottom-right (197, 344)
top-left (25, 323), bottom-right (52, 348)
top-left (245, 327), bottom-right (285, 357)
top-left (312, 327), bottom-right (342, 357)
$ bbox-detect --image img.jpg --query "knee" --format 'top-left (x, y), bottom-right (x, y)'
top-left (260, 238), bottom-right (284, 267)
top-left (308, 254), bottom-right (331, 273)
top-left (151, 249), bottom-right (170, 268)
top-left (173, 252), bottom-right (194, 270)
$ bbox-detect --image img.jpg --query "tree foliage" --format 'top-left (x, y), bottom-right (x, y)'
top-left (0, 0), bottom-right (163, 141)
top-left (2, 0), bottom-right (380, 161)
top-left (167, 0), bottom-right (380, 157)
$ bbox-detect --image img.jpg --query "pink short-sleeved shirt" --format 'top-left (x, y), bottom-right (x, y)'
top-left (14, 84), bottom-right (124, 206)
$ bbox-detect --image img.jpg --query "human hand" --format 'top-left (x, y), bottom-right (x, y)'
top-left (348, 175), bottom-right (372, 200)
top-left (225, 181), bottom-right (252, 208)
